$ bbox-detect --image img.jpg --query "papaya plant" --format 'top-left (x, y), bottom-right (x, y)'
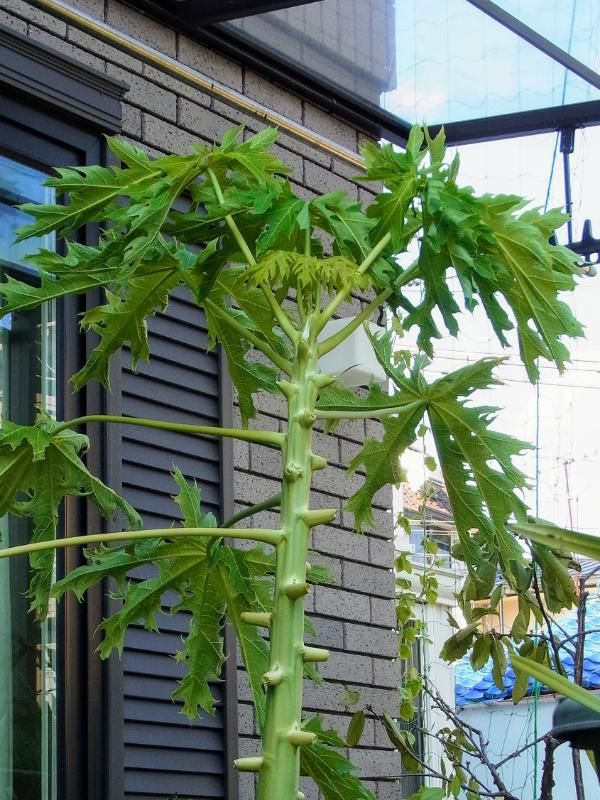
top-left (0, 124), bottom-right (588, 799)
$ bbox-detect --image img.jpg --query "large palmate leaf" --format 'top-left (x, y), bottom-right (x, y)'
top-left (0, 412), bottom-right (140, 616)
top-left (53, 468), bottom-right (276, 719)
top-left (73, 258), bottom-right (181, 389)
top-left (360, 127), bottom-right (582, 378)
top-left (310, 191), bottom-right (375, 262)
top-left (204, 126), bottom-right (292, 187)
top-left (0, 243), bottom-right (120, 313)
top-left (172, 558), bottom-right (227, 717)
top-left (2, 129), bottom-right (295, 395)
top-left (255, 184), bottom-right (307, 256)
top-left (326, 330), bottom-right (529, 586)
top-left (301, 716), bottom-right (376, 800)
top-left (360, 126), bottom-right (427, 251)
top-left (420, 180), bottom-right (581, 379)
top-left (424, 359), bottom-right (530, 585)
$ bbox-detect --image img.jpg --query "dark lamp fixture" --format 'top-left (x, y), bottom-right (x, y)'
top-left (551, 698), bottom-right (600, 783)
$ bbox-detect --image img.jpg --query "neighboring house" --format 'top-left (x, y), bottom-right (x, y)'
top-left (456, 595), bottom-right (600, 797)
top-left (0, 2), bottom-right (399, 799)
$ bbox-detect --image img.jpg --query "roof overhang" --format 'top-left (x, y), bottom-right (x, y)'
top-left (171, 0), bottom-right (321, 25)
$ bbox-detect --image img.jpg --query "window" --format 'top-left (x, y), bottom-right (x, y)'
top-left (0, 24), bottom-right (125, 800)
top-left (0, 154), bottom-right (57, 800)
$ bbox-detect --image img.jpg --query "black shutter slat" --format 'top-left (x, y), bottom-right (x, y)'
top-left (120, 302), bottom-right (225, 797)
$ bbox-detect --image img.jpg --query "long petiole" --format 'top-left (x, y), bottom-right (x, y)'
top-left (296, 284), bottom-right (306, 325)
top-left (0, 527), bottom-right (285, 560)
top-left (207, 168), bottom-right (257, 266)
top-left (261, 283), bottom-right (298, 343)
top-left (205, 298), bottom-right (293, 375)
top-left (53, 414), bottom-right (285, 448)
top-left (316, 232), bottom-right (392, 334)
top-left (317, 256), bottom-right (420, 343)
top-left (222, 492), bottom-right (282, 529)
top-left (318, 287), bottom-right (388, 357)
top-left (316, 399), bottom-right (424, 421)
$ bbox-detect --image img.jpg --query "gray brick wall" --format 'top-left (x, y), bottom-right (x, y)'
top-left (1, 2), bottom-right (399, 796)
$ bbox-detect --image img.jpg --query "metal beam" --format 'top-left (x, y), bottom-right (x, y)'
top-left (466, 0), bottom-right (600, 90)
top-left (437, 99), bottom-right (600, 147)
top-left (174, 0), bottom-right (321, 25)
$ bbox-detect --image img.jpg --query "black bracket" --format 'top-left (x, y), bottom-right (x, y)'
top-left (569, 219), bottom-right (600, 275)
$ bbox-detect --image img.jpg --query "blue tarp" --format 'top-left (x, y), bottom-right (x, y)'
top-left (456, 596), bottom-right (600, 705)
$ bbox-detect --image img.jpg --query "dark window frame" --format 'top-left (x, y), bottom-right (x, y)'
top-left (0, 23), bottom-right (126, 800)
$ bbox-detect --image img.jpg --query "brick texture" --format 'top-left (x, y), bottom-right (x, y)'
top-left (1, 3), bottom-right (400, 795)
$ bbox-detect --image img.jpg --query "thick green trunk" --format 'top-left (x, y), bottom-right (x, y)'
top-left (250, 326), bottom-right (333, 800)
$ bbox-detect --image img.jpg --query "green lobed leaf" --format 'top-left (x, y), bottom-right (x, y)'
top-left (0, 412), bottom-right (140, 616)
top-left (425, 359), bottom-right (530, 584)
top-left (206, 126), bottom-right (293, 187)
top-left (328, 330), bottom-right (530, 579)
top-left (310, 191), bottom-right (375, 261)
top-left (72, 260), bottom-right (182, 390)
top-left (530, 542), bottom-right (577, 612)
top-left (404, 161), bottom-right (582, 376)
top-left (255, 187), bottom-right (306, 256)
top-left (301, 716), bottom-right (375, 800)
top-left (172, 560), bottom-right (227, 717)
top-left (53, 468), bottom-right (278, 721)
top-left (0, 244), bottom-right (120, 314)
top-left (204, 298), bottom-right (280, 424)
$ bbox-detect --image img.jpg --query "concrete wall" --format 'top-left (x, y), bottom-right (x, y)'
top-left (0, 1), bottom-right (400, 797)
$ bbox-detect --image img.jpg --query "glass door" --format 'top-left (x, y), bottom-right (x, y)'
top-left (0, 153), bottom-right (57, 800)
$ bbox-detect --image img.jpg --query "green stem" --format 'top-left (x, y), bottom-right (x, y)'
top-left (222, 492), bottom-right (282, 529)
top-left (316, 232), bottom-right (392, 334)
top-left (52, 414), bottom-right (284, 448)
top-left (317, 256), bottom-right (421, 352)
top-left (318, 286), bottom-right (388, 357)
top-left (0, 527), bottom-right (285, 560)
top-left (253, 322), bottom-right (334, 799)
top-left (296, 284), bottom-right (306, 325)
top-left (205, 297), bottom-right (293, 375)
top-left (207, 168), bottom-right (257, 266)
top-left (315, 399), bottom-right (424, 421)
top-left (261, 283), bottom-right (299, 343)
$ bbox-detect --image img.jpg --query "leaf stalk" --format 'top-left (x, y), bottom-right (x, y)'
top-left (205, 297), bottom-right (293, 375)
top-left (0, 527), bottom-right (285, 559)
top-left (53, 414), bottom-right (285, 448)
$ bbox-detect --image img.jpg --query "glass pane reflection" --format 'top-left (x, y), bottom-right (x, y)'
top-left (0, 154), bottom-right (57, 800)
top-left (224, 0), bottom-right (600, 126)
